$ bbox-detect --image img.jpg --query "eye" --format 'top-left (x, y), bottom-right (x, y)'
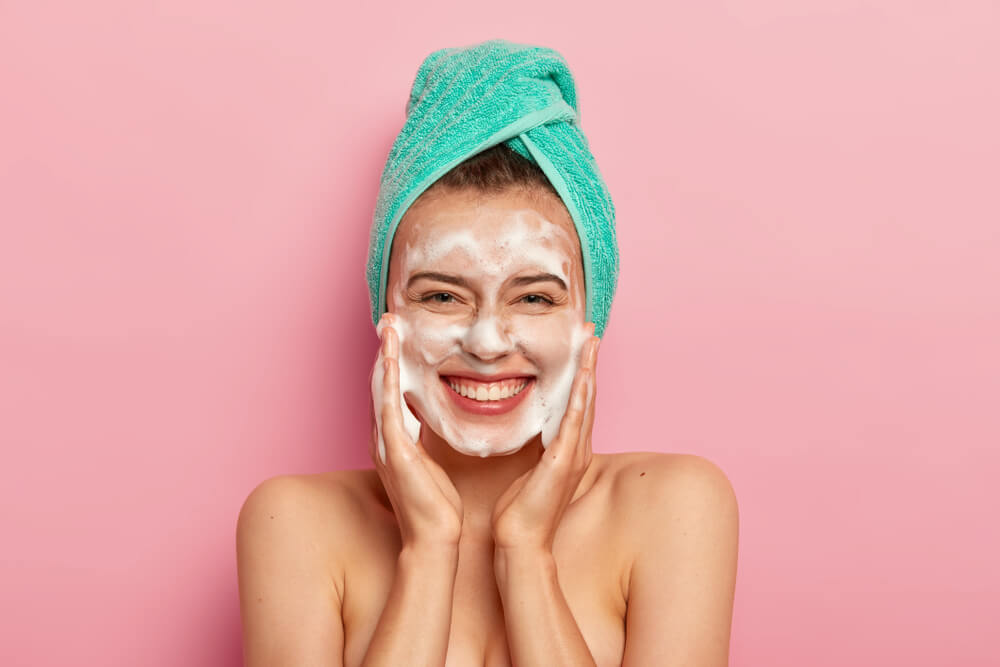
top-left (422, 292), bottom-right (456, 303)
top-left (520, 294), bottom-right (555, 305)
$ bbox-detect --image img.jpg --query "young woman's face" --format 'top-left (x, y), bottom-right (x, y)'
top-left (384, 186), bottom-right (591, 457)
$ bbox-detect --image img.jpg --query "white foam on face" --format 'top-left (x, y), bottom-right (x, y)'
top-left (403, 212), bottom-right (571, 287)
top-left (384, 208), bottom-right (591, 458)
top-left (538, 322), bottom-right (592, 445)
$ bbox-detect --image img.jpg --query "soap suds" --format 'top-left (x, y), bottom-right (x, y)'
top-left (377, 205), bottom-right (592, 458)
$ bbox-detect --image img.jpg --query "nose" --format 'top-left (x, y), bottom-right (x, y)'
top-left (461, 314), bottom-right (514, 362)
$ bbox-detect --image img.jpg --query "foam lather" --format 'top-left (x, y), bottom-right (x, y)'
top-left (365, 38), bottom-right (620, 337)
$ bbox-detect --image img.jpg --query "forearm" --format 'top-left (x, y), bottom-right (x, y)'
top-left (494, 548), bottom-right (598, 667)
top-left (361, 544), bottom-right (459, 667)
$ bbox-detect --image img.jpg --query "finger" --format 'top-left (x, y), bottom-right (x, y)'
top-left (411, 428), bottom-right (431, 459)
top-left (384, 322), bottom-right (398, 361)
top-left (579, 365), bottom-right (596, 465)
top-left (370, 334), bottom-right (390, 466)
top-left (382, 355), bottom-right (416, 461)
top-left (383, 327), bottom-right (422, 449)
top-left (583, 321), bottom-right (596, 351)
top-left (579, 337), bottom-right (599, 451)
top-left (583, 333), bottom-right (599, 371)
top-left (375, 312), bottom-right (396, 341)
top-left (368, 399), bottom-right (379, 464)
top-left (547, 365), bottom-right (589, 468)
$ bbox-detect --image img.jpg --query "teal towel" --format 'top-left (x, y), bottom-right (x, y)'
top-left (366, 39), bottom-right (619, 337)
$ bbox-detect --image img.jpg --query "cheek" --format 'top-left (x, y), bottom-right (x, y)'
top-left (510, 310), bottom-right (580, 369)
top-left (403, 316), bottom-right (463, 369)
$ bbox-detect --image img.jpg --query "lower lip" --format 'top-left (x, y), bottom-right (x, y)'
top-left (440, 377), bottom-right (534, 415)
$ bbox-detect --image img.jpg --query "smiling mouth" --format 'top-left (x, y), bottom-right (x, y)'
top-left (439, 375), bottom-right (535, 415)
top-left (443, 376), bottom-right (530, 401)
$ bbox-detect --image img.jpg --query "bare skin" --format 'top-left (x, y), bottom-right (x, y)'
top-left (237, 187), bottom-right (740, 667)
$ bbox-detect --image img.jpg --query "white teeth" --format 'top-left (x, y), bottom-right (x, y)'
top-left (446, 379), bottom-right (529, 402)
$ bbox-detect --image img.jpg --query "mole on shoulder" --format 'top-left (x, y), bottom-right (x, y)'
top-left (639, 472), bottom-right (646, 477)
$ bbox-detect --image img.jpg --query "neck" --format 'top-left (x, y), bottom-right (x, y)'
top-left (419, 425), bottom-right (545, 536)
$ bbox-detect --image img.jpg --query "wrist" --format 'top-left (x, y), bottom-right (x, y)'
top-left (493, 546), bottom-right (556, 586)
top-left (399, 541), bottom-right (461, 569)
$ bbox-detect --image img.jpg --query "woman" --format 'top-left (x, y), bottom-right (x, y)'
top-left (237, 40), bottom-right (739, 667)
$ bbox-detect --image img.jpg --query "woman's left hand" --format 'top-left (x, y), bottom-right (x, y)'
top-left (491, 329), bottom-right (600, 555)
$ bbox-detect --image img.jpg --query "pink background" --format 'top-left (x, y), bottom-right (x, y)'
top-left (1, 1), bottom-right (997, 665)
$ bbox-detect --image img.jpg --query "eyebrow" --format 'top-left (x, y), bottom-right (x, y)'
top-left (407, 271), bottom-right (472, 289)
top-left (406, 271), bottom-right (568, 291)
top-left (509, 273), bottom-right (568, 291)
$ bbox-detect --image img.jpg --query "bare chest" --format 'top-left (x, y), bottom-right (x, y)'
top-left (340, 521), bottom-right (627, 667)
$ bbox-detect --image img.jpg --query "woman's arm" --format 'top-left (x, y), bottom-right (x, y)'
top-left (236, 475), bottom-right (461, 667)
top-left (495, 548), bottom-right (598, 666)
top-left (360, 544), bottom-right (459, 666)
top-left (621, 454), bottom-right (739, 666)
top-left (237, 475), bottom-right (346, 667)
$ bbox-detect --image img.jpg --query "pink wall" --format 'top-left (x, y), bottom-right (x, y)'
top-left (1, 1), bottom-right (997, 665)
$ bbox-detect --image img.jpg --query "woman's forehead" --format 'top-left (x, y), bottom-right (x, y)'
top-left (391, 188), bottom-right (582, 276)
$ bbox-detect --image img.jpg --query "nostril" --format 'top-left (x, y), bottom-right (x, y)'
top-left (462, 316), bottom-right (512, 359)
top-left (467, 349), bottom-right (509, 363)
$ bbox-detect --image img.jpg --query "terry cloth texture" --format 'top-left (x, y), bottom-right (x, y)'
top-left (366, 38), bottom-right (619, 337)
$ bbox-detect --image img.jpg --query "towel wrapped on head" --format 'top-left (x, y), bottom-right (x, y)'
top-left (366, 39), bottom-right (619, 337)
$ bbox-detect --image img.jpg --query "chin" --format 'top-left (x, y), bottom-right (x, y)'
top-left (443, 432), bottom-right (536, 458)
top-left (418, 385), bottom-right (543, 458)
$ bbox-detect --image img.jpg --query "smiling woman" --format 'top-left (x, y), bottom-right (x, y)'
top-left (236, 39), bottom-right (739, 667)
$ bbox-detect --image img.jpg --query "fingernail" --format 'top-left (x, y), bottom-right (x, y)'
top-left (377, 312), bottom-right (395, 338)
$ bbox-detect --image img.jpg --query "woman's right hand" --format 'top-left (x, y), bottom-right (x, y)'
top-left (370, 314), bottom-right (464, 549)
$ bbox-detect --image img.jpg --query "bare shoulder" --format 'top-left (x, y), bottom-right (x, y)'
top-left (599, 451), bottom-right (739, 541)
top-left (602, 450), bottom-right (737, 497)
top-left (595, 453), bottom-right (739, 664)
top-left (237, 468), bottom-right (382, 534)
top-left (236, 469), bottom-right (386, 599)
top-left (235, 469), bottom-right (394, 664)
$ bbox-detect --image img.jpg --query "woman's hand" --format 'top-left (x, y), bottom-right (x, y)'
top-left (491, 329), bottom-right (600, 555)
top-left (370, 314), bottom-right (464, 549)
